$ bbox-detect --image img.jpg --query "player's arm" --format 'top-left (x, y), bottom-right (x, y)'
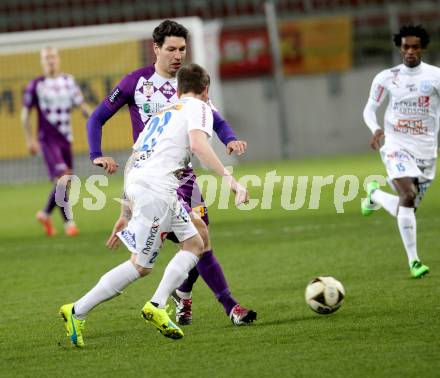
top-left (20, 106), bottom-right (39, 155)
top-left (363, 73), bottom-right (388, 150)
top-left (79, 102), bottom-right (93, 118)
top-left (106, 152), bottom-right (136, 249)
top-left (106, 198), bottom-right (132, 249)
top-left (21, 81), bottom-right (39, 155)
top-left (189, 129), bottom-right (248, 205)
top-left (212, 111), bottom-right (247, 156)
top-left (87, 104), bottom-right (122, 172)
top-left (87, 74), bottom-right (135, 168)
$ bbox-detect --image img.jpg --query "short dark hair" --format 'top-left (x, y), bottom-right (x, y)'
top-left (177, 63), bottom-right (210, 95)
top-left (393, 25), bottom-right (430, 48)
top-left (152, 20), bottom-right (188, 47)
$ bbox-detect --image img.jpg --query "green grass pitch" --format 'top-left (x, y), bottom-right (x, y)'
top-left (1, 154), bottom-right (439, 377)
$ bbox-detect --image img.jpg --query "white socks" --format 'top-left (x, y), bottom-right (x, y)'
top-left (176, 289), bottom-right (192, 299)
top-left (397, 206), bottom-right (418, 265)
top-left (371, 189), bottom-right (399, 217)
top-left (73, 251), bottom-right (199, 319)
top-left (371, 189), bottom-right (419, 266)
top-left (74, 260), bottom-right (140, 319)
top-left (151, 250), bottom-right (199, 308)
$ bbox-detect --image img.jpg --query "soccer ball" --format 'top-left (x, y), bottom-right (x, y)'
top-left (305, 276), bottom-right (345, 315)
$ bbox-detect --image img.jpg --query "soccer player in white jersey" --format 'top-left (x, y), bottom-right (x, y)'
top-left (59, 63), bottom-right (249, 346)
top-left (21, 47), bottom-right (92, 236)
top-left (362, 25), bottom-right (440, 278)
top-left (87, 20), bottom-right (256, 325)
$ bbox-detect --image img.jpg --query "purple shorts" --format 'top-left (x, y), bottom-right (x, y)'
top-left (177, 168), bottom-right (209, 225)
top-left (39, 138), bottom-right (73, 180)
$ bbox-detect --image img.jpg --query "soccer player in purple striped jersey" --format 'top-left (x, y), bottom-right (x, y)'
top-left (87, 20), bottom-right (256, 326)
top-left (22, 47), bottom-right (92, 237)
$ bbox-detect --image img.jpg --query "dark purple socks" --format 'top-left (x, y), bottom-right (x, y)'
top-left (178, 250), bottom-right (237, 315)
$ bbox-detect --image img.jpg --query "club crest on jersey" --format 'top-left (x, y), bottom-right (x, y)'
top-left (420, 80), bottom-right (432, 95)
top-left (143, 81), bottom-right (154, 97)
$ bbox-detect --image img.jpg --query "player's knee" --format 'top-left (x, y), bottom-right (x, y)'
top-left (399, 190), bottom-right (417, 207)
top-left (192, 218), bottom-right (209, 249)
top-left (135, 265), bottom-right (152, 277)
top-left (129, 256), bottom-right (152, 277)
top-left (182, 233), bottom-right (204, 257)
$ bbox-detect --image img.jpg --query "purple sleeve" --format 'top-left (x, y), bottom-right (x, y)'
top-left (212, 111), bottom-right (237, 146)
top-left (87, 73), bottom-right (135, 161)
top-left (87, 103), bottom-right (117, 160)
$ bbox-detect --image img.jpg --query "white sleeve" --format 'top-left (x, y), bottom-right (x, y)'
top-left (363, 72), bottom-right (387, 134)
top-left (185, 100), bottom-right (213, 137)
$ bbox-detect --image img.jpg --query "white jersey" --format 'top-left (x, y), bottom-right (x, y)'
top-left (126, 96), bottom-right (213, 195)
top-left (364, 62), bottom-right (440, 159)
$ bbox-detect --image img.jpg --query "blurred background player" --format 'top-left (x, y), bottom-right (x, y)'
top-left (362, 25), bottom-right (440, 278)
top-left (21, 47), bottom-right (92, 236)
top-left (60, 63), bottom-right (249, 346)
top-left (87, 20), bottom-right (256, 325)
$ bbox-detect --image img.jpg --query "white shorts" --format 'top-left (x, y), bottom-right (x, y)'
top-left (380, 146), bottom-right (436, 206)
top-left (117, 184), bottom-right (198, 268)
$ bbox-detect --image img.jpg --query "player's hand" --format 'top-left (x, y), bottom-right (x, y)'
top-left (106, 216), bottom-right (128, 250)
top-left (370, 129), bottom-right (384, 150)
top-left (27, 140), bottom-right (39, 155)
top-left (93, 156), bottom-right (119, 174)
top-left (226, 140), bottom-right (247, 156)
top-left (225, 175), bottom-right (249, 206)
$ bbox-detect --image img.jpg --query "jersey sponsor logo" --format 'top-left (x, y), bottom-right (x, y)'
top-left (392, 99), bottom-right (429, 115)
top-left (162, 83), bottom-right (173, 92)
top-left (393, 119), bottom-right (427, 135)
top-left (143, 102), bottom-right (164, 115)
top-left (141, 216), bottom-right (160, 255)
top-left (159, 82), bottom-right (176, 99)
top-left (143, 81), bottom-right (154, 97)
top-left (373, 84), bottom-right (385, 102)
top-left (386, 151), bottom-right (410, 161)
top-left (108, 87), bottom-right (121, 103)
top-left (418, 96), bottom-right (430, 108)
top-left (121, 229), bottom-right (136, 249)
top-left (420, 80), bottom-right (432, 95)
top-left (406, 83), bottom-right (417, 92)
